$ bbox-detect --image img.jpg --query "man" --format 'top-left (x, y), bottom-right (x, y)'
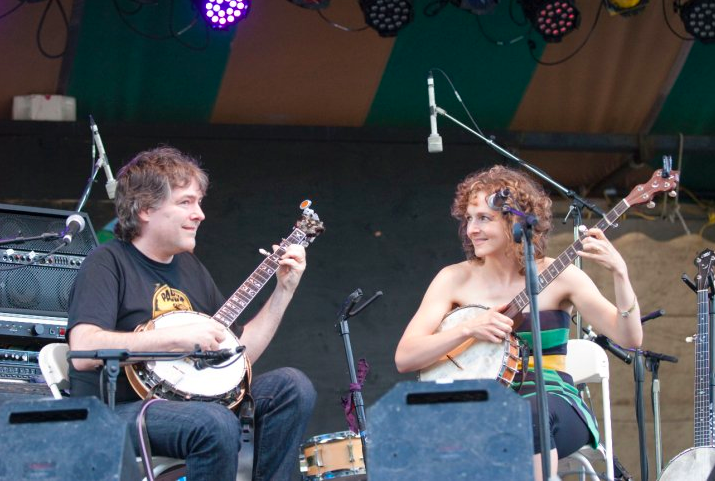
top-left (68, 146), bottom-right (316, 481)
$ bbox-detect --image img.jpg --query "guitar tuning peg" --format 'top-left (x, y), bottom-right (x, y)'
top-left (299, 199), bottom-right (315, 217)
top-left (646, 201), bottom-right (656, 209)
top-left (668, 191), bottom-right (677, 198)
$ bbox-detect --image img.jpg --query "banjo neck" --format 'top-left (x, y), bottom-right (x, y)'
top-left (502, 197), bottom-right (628, 324)
top-left (211, 228), bottom-right (308, 330)
top-left (659, 249), bottom-right (715, 480)
top-left (500, 168), bottom-right (677, 327)
top-left (694, 249), bottom-right (715, 447)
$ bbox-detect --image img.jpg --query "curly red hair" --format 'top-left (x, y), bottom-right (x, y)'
top-left (451, 165), bottom-right (553, 274)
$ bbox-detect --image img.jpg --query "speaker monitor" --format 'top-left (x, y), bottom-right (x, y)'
top-left (0, 203), bottom-right (98, 317)
top-left (367, 380), bottom-right (534, 480)
top-left (0, 396), bottom-right (140, 481)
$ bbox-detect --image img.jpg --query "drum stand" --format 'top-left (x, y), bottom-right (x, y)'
top-left (335, 289), bottom-right (383, 473)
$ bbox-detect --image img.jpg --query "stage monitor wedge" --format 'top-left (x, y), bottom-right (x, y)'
top-left (0, 397), bottom-right (141, 481)
top-left (367, 379), bottom-right (534, 480)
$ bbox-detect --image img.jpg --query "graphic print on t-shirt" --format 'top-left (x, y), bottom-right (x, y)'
top-left (152, 284), bottom-right (193, 318)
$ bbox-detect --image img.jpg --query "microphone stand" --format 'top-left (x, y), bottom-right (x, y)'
top-left (67, 348), bottom-right (230, 410)
top-left (75, 115), bottom-right (115, 213)
top-left (510, 208), bottom-right (555, 481)
top-left (0, 233), bottom-right (66, 265)
top-left (335, 288), bottom-right (383, 473)
top-left (75, 141), bottom-right (104, 213)
top-left (596, 309), bottom-right (669, 481)
top-left (633, 348), bottom-right (649, 481)
top-left (565, 201), bottom-right (585, 337)
top-left (0, 232), bottom-right (62, 246)
top-left (642, 349), bottom-right (678, 478)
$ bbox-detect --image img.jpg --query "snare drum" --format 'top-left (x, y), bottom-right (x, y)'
top-left (299, 431), bottom-right (367, 480)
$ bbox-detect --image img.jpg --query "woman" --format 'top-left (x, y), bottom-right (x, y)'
top-left (395, 165), bottom-right (642, 480)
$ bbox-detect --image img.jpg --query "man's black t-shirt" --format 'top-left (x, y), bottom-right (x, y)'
top-left (67, 239), bottom-right (231, 402)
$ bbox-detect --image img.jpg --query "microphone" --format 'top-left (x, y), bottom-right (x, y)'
top-left (427, 73), bottom-right (443, 153)
top-left (89, 115), bottom-right (117, 199)
top-left (594, 335), bottom-right (632, 364)
top-left (487, 188), bottom-right (511, 211)
top-left (640, 309), bottom-right (665, 324)
top-left (61, 214), bottom-right (86, 245)
top-left (194, 346), bottom-right (244, 371)
top-left (338, 288), bottom-right (363, 320)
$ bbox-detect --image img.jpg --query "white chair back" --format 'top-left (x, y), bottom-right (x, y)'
top-left (559, 339), bottom-right (614, 481)
top-left (38, 343), bottom-right (70, 399)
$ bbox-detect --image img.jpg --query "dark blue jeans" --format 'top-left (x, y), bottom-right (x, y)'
top-left (114, 367), bottom-right (316, 481)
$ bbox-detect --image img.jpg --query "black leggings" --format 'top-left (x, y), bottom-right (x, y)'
top-left (527, 393), bottom-right (593, 457)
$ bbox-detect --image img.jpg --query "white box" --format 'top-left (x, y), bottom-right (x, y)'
top-left (12, 95), bottom-right (77, 121)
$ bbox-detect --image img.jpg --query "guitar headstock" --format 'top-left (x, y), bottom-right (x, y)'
top-left (695, 249), bottom-right (715, 291)
top-left (295, 200), bottom-right (325, 246)
top-left (624, 168), bottom-right (679, 208)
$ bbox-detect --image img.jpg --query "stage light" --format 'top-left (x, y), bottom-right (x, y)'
top-left (359, 0), bottom-right (414, 37)
top-left (519, 0), bottom-right (581, 43)
top-left (603, 0), bottom-right (648, 16)
top-left (195, 0), bottom-right (250, 30)
top-left (678, 0), bottom-right (715, 43)
top-left (453, 0), bottom-right (500, 15)
top-left (287, 0), bottom-right (330, 9)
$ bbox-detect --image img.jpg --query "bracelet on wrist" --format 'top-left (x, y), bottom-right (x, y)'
top-left (620, 295), bottom-right (637, 318)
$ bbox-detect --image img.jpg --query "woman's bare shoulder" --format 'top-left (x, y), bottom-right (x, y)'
top-left (436, 260), bottom-right (475, 281)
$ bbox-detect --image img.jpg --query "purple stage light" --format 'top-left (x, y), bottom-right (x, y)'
top-left (198, 0), bottom-right (250, 29)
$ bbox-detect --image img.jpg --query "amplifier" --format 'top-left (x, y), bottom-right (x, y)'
top-left (0, 311), bottom-right (66, 344)
top-left (0, 348), bottom-right (41, 382)
top-left (0, 203), bottom-right (98, 321)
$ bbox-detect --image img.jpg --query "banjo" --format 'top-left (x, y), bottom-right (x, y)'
top-left (125, 201), bottom-right (324, 410)
top-left (659, 249), bottom-right (715, 480)
top-left (419, 167), bottom-right (679, 385)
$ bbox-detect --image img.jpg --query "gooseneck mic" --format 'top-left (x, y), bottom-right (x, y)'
top-left (89, 115), bottom-right (118, 200)
top-left (487, 188), bottom-right (511, 211)
top-left (62, 214), bottom-right (86, 245)
top-left (427, 72), bottom-right (443, 153)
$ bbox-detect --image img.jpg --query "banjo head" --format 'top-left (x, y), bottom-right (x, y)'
top-left (134, 311), bottom-right (249, 399)
top-left (418, 306), bottom-right (519, 383)
top-left (659, 447), bottom-right (715, 480)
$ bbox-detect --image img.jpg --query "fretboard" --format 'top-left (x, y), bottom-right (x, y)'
top-left (211, 228), bottom-right (307, 328)
top-left (503, 198), bottom-right (630, 324)
top-left (694, 286), bottom-right (714, 447)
